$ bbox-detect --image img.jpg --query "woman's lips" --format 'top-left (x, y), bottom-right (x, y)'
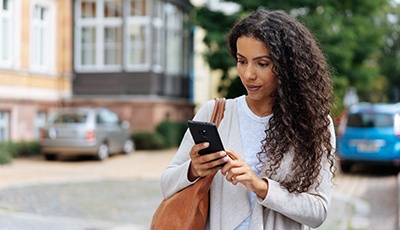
top-left (246, 85), bottom-right (261, 92)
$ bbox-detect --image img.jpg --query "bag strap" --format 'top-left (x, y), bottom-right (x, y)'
top-left (210, 98), bottom-right (226, 128)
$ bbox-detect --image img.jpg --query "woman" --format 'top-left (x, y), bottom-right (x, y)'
top-left (160, 9), bottom-right (336, 229)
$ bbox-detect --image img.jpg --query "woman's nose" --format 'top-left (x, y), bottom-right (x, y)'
top-left (243, 64), bottom-right (257, 80)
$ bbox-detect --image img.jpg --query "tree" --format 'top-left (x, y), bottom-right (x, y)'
top-left (194, 0), bottom-right (392, 116)
top-left (378, 2), bottom-right (400, 102)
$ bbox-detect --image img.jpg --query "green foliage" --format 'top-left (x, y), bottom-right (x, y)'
top-left (132, 120), bottom-right (187, 150)
top-left (131, 131), bottom-right (166, 150)
top-left (0, 141), bottom-right (40, 165)
top-left (4, 141), bottom-right (41, 157)
top-left (194, 0), bottom-right (398, 116)
top-left (377, 3), bottom-right (400, 102)
top-left (156, 120), bottom-right (187, 148)
top-left (0, 145), bottom-right (12, 165)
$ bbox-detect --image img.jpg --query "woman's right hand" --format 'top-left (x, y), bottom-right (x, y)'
top-left (188, 142), bottom-right (230, 181)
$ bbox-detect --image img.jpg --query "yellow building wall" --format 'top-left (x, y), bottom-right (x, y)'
top-left (0, 0), bottom-right (72, 141)
top-left (0, 0), bottom-right (72, 99)
top-left (20, 0), bottom-right (30, 70)
top-left (57, 0), bottom-right (73, 73)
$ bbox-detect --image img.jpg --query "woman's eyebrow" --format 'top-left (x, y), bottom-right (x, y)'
top-left (236, 53), bottom-right (271, 60)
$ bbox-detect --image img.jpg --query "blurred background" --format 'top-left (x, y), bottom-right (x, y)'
top-left (1, 0), bottom-right (400, 229)
top-left (1, 0), bottom-right (400, 146)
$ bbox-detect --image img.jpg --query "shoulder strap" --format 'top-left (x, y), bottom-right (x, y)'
top-left (210, 98), bottom-right (226, 128)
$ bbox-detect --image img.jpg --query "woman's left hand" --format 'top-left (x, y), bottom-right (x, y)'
top-left (221, 150), bottom-right (269, 199)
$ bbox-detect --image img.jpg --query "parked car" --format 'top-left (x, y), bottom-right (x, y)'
top-left (40, 107), bottom-right (135, 161)
top-left (337, 102), bottom-right (400, 172)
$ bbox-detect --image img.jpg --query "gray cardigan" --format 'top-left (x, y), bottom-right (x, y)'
top-left (160, 98), bottom-right (336, 230)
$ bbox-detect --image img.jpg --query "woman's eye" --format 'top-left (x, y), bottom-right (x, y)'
top-left (259, 62), bottom-right (269, 67)
top-left (237, 60), bottom-right (247, 65)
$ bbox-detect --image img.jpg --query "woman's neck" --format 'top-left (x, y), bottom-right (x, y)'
top-left (245, 96), bottom-right (273, 117)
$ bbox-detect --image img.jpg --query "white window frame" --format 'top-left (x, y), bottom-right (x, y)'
top-left (164, 3), bottom-right (183, 75)
top-left (151, 0), bottom-right (164, 73)
top-left (0, 111), bottom-right (9, 142)
top-left (75, 0), bottom-right (123, 72)
top-left (124, 0), bottom-right (151, 72)
top-left (29, 0), bottom-right (56, 74)
top-left (74, 0), bottom-right (187, 74)
top-left (0, 0), bottom-right (13, 67)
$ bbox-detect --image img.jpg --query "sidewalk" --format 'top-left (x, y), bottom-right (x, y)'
top-left (0, 149), bottom-right (176, 230)
top-left (318, 192), bottom-right (370, 230)
top-left (0, 149), bottom-right (176, 189)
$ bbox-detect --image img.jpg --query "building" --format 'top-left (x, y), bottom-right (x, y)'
top-left (0, 0), bottom-right (194, 142)
top-left (0, 0), bottom-right (72, 141)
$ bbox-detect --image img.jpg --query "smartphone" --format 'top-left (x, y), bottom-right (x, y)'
top-left (187, 120), bottom-right (225, 155)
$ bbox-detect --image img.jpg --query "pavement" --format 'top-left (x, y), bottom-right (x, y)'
top-left (0, 149), bottom-right (175, 230)
top-left (0, 149), bottom-right (386, 230)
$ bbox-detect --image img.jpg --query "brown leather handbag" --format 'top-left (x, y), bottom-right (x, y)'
top-left (151, 98), bottom-right (226, 230)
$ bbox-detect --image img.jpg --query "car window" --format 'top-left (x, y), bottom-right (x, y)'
top-left (347, 113), bottom-right (393, 128)
top-left (49, 113), bottom-right (87, 124)
top-left (97, 110), bottom-right (119, 125)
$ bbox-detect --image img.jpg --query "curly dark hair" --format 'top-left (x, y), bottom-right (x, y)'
top-left (228, 9), bottom-right (335, 193)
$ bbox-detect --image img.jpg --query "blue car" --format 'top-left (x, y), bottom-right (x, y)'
top-left (337, 103), bottom-right (400, 172)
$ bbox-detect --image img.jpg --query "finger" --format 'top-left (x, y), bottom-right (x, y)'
top-left (208, 155), bottom-right (230, 168)
top-left (199, 155), bottom-right (229, 172)
top-left (227, 174), bottom-right (238, 185)
top-left (198, 151), bottom-right (227, 165)
top-left (190, 142), bottom-right (209, 157)
top-left (225, 149), bottom-right (240, 160)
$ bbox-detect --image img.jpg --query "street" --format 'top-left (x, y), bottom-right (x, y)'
top-left (0, 150), bottom-right (174, 230)
top-left (329, 164), bottom-right (399, 230)
top-left (0, 150), bottom-right (398, 230)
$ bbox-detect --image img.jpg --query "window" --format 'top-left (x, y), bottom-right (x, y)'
top-left (34, 111), bottom-right (46, 139)
top-left (129, 0), bottom-right (146, 16)
top-left (81, 0), bottom-right (96, 18)
top-left (81, 26), bottom-right (96, 65)
top-left (152, 0), bottom-right (164, 72)
top-left (164, 3), bottom-right (183, 75)
top-left (75, 0), bottom-right (123, 71)
top-left (32, 5), bottom-right (49, 67)
top-left (125, 0), bottom-right (150, 69)
top-left (127, 23), bottom-right (147, 65)
top-left (74, 0), bottom-right (189, 74)
top-left (98, 109), bottom-right (118, 125)
top-left (347, 113), bottom-right (394, 128)
top-left (0, 0), bottom-right (12, 66)
top-left (104, 26), bottom-right (122, 65)
top-left (0, 111), bottom-right (9, 142)
top-left (31, 1), bottom-right (55, 72)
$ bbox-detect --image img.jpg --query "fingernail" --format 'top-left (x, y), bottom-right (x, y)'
top-left (219, 151), bottom-right (226, 157)
top-left (203, 142), bottom-right (209, 147)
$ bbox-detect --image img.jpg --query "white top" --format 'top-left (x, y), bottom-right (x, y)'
top-left (236, 95), bottom-right (272, 230)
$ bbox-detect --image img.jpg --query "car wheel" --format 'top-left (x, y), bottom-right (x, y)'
top-left (96, 143), bottom-right (109, 161)
top-left (44, 154), bottom-right (57, 161)
top-left (122, 139), bottom-right (135, 154)
top-left (340, 162), bottom-right (352, 173)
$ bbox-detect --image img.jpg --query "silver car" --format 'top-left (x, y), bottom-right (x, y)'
top-left (40, 107), bottom-right (135, 161)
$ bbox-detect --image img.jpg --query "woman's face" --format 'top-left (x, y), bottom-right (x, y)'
top-left (236, 36), bottom-right (277, 104)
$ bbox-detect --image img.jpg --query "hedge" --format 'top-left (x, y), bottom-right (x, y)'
top-left (0, 141), bottom-right (40, 165)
